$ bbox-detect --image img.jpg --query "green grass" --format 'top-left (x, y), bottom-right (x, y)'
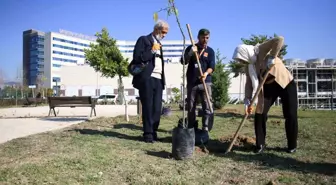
top-left (0, 105), bottom-right (335, 185)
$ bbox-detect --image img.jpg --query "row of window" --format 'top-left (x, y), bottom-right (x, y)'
top-left (53, 37), bottom-right (91, 47)
top-left (53, 64), bottom-right (62, 68)
top-left (117, 44), bottom-right (185, 48)
top-left (53, 44), bottom-right (84, 52)
top-left (31, 35), bottom-right (44, 43)
top-left (29, 70), bottom-right (44, 77)
top-left (30, 50), bottom-right (44, 56)
top-left (121, 49), bottom-right (183, 53)
top-left (53, 77), bottom-right (61, 82)
top-left (30, 57), bottom-right (44, 63)
top-left (53, 57), bottom-right (77, 63)
top-left (30, 63), bottom-right (44, 69)
top-left (52, 37), bottom-right (185, 49)
top-left (30, 43), bottom-right (44, 50)
top-left (53, 50), bottom-right (85, 58)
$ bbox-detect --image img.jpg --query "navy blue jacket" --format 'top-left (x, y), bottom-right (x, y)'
top-left (131, 33), bottom-right (166, 90)
top-left (182, 44), bottom-right (215, 86)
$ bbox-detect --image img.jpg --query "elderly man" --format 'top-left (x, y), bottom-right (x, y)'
top-left (131, 20), bottom-right (169, 143)
top-left (232, 36), bottom-right (298, 154)
top-left (182, 28), bottom-right (215, 133)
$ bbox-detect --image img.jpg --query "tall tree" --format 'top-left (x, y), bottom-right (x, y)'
top-left (212, 49), bottom-right (231, 109)
top-left (154, 0), bottom-right (188, 127)
top-left (84, 28), bottom-right (130, 121)
top-left (228, 34), bottom-right (288, 77)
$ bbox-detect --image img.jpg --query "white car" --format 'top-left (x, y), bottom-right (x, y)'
top-left (96, 94), bottom-right (117, 104)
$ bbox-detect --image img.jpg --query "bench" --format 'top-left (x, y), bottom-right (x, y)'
top-left (24, 97), bottom-right (43, 107)
top-left (47, 96), bottom-right (97, 117)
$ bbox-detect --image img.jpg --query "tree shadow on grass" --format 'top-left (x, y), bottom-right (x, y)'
top-left (71, 128), bottom-right (172, 144)
top-left (146, 150), bottom-right (171, 159)
top-left (222, 151), bottom-right (336, 176)
top-left (113, 123), bottom-right (168, 133)
top-left (215, 112), bottom-right (284, 119)
top-left (204, 139), bottom-right (336, 177)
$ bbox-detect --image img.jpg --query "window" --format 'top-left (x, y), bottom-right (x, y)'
top-left (53, 37), bottom-right (90, 47)
top-left (30, 50), bottom-right (44, 56)
top-left (52, 77), bottom-right (61, 82)
top-left (52, 57), bottom-right (77, 63)
top-left (52, 44), bottom-right (84, 52)
top-left (53, 50), bottom-right (85, 58)
top-left (53, 64), bottom-right (62, 68)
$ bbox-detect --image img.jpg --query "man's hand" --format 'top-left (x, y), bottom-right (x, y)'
top-left (245, 105), bottom-right (253, 115)
top-left (267, 56), bottom-right (275, 69)
top-left (188, 46), bottom-right (197, 56)
top-left (244, 99), bottom-right (253, 115)
top-left (152, 43), bottom-right (161, 51)
top-left (199, 72), bottom-right (208, 81)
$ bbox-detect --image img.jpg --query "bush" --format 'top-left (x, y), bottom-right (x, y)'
top-left (212, 49), bottom-right (231, 109)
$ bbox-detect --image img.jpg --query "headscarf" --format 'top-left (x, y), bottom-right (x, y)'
top-left (232, 44), bottom-right (260, 101)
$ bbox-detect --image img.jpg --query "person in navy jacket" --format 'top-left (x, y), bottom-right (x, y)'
top-left (182, 28), bottom-right (215, 132)
top-left (131, 20), bottom-right (169, 143)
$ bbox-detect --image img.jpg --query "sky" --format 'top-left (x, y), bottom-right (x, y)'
top-left (0, 0), bottom-right (335, 81)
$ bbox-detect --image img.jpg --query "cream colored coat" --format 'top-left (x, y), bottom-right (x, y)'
top-left (244, 36), bottom-right (293, 114)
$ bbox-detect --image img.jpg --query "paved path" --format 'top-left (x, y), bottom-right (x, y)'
top-left (0, 105), bottom-right (138, 144)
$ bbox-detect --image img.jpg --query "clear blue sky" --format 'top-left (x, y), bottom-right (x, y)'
top-left (0, 0), bottom-right (335, 81)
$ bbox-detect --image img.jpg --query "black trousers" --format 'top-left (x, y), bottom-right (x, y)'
top-left (187, 82), bottom-right (214, 130)
top-left (255, 80), bottom-right (298, 149)
top-left (139, 77), bottom-right (163, 137)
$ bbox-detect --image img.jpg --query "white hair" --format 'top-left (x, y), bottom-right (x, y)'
top-left (154, 19), bottom-right (169, 30)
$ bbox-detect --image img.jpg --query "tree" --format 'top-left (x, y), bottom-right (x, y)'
top-left (228, 34), bottom-right (288, 77)
top-left (212, 49), bottom-right (231, 109)
top-left (0, 68), bottom-right (5, 86)
top-left (84, 28), bottom-right (130, 121)
top-left (36, 74), bottom-right (47, 98)
top-left (154, 0), bottom-right (188, 127)
top-left (171, 87), bottom-right (181, 103)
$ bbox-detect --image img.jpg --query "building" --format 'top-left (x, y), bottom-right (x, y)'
top-left (23, 29), bottom-right (335, 109)
top-left (284, 58), bottom-right (336, 109)
top-left (22, 29), bottom-right (191, 95)
top-left (23, 29), bottom-right (46, 87)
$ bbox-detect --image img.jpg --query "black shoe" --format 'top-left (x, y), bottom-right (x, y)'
top-left (254, 145), bottom-right (266, 154)
top-left (287, 148), bottom-right (296, 153)
top-left (153, 132), bottom-right (162, 142)
top-left (143, 133), bottom-right (154, 143)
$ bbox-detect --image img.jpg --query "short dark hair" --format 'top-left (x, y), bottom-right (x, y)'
top-left (198, 28), bottom-right (210, 36)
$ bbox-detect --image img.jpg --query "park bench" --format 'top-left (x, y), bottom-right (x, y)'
top-left (47, 96), bottom-right (97, 117)
top-left (24, 97), bottom-right (43, 107)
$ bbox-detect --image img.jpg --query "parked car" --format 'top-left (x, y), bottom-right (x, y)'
top-left (96, 94), bottom-right (116, 104)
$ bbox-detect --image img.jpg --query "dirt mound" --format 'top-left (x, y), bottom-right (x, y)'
top-left (269, 120), bottom-right (281, 125)
top-left (219, 135), bottom-right (256, 149)
top-left (223, 108), bottom-right (240, 113)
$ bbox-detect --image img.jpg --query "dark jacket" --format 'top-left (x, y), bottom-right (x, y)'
top-left (182, 44), bottom-right (215, 86)
top-left (131, 33), bottom-right (166, 90)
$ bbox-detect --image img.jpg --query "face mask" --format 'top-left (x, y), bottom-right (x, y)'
top-left (155, 34), bottom-right (163, 41)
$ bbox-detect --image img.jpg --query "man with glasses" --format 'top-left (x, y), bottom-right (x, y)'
top-left (131, 20), bottom-right (169, 143)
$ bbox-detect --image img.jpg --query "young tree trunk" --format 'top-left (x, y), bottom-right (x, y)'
top-left (21, 87), bottom-right (24, 98)
top-left (118, 75), bottom-right (129, 122)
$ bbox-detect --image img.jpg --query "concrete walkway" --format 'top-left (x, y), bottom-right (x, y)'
top-left (0, 105), bottom-right (137, 144)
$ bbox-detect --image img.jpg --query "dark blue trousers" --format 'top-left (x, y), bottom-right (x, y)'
top-left (139, 77), bottom-right (163, 138)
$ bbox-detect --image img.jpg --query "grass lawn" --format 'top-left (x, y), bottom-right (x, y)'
top-left (0, 105), bottom-right (335, 185)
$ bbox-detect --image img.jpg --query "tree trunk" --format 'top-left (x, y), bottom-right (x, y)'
top-left (21, 87), bottom-right (24, 98)
top-left (118, 75), bottom-right (129, 122)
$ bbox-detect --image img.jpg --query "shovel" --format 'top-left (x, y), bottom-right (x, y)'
top-left (225, 67), bottom-right (273, 154)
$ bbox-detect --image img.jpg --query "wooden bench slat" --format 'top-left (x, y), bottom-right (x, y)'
top-left (47, 96), bottom-right (97, 117)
